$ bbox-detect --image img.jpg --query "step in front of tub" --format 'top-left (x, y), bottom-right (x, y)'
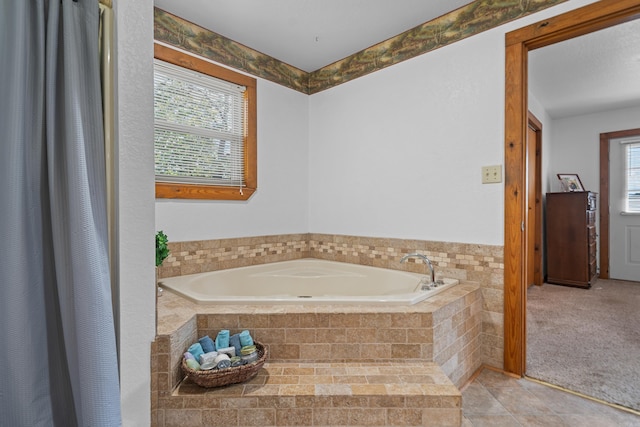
top-left (159, 362), bottom-right (461, 427)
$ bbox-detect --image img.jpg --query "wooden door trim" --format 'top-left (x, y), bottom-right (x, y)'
top-left (599, 128), bottom-right (640, 280)
top-left (528, 112), bottom-right (543, 287)
top-left (504, 0), bottom-right (640, 376)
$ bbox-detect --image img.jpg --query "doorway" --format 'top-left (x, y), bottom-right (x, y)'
top-left (503, 0), bottom-right (640, 376)
top-left (600, 128), bottom-right (640, 280)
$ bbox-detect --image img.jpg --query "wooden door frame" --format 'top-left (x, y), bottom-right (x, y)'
top-left (599, 128), bottom-right (640, 279)
top-left (528, 112), bottom-right (543, 287)
top-left (503, 0), bottom-right (640, 376)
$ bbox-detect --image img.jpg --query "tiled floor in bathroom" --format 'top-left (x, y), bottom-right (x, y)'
top-left (462, 369), bottom-right (640, 426)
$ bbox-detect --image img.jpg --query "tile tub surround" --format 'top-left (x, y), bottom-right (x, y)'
top-left (155, 233), bottom-right (504, 370)
top-left (152, 282), bottom-right (481, 426)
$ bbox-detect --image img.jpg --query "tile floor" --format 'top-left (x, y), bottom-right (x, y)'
top-left (462, 369), bottom-right (640, 426)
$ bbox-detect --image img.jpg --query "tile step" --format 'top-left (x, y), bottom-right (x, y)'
top-left (160, 362), bottom-right (461, 426)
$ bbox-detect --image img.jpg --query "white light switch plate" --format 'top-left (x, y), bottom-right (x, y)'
top-left (482, 165), bottom-right (502, 184)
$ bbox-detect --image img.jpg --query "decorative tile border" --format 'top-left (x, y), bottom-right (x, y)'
top-left (156, 234), bottom-right (309, 279)
top-left (154, 0), bottom-right (566, 94)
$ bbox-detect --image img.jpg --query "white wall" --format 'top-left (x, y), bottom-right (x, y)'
top-left (309, 36), bottom-right (504, 244)
top-left (528, 91), bottom-right (555, 196)
top-left (308, 0), bottom-right (597, 246)
top-left (155, 79), bottom-right (309, 241)
top-left (549, 105), bottom-right (640, 193)
top-left (115, 0), bottom-right (155, 426)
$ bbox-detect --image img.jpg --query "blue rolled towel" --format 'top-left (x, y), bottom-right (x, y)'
top-left (229, 333), bottom-right (242, 355)
top-left (239, 330), bottom-right (254, 347)
top-left (199, 335), bottom-right (215, 353)
top-left (187, 343), bottom-right (204, 362)
top-left (215, 329), bottom-right (230, 349)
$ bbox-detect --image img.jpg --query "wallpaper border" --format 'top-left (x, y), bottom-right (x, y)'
top-left (154, 0), bottom-right (567, 94)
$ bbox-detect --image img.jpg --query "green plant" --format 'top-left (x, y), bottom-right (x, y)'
top-left (156, 230), bottom-right (170, 267)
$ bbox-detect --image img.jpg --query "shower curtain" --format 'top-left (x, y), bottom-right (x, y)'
top-left (0, 1), bottom-right (122, 425)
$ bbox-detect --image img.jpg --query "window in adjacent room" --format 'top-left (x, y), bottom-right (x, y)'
top-left (153, 44), bottom-right (256, 200)
top-left (624, 139), bottom-right (640, 212)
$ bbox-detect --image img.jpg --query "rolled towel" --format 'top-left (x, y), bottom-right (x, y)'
top-left (239, 330), bottom-right (254, 347)
top-left (217, 346), bottom-right (236, 358)
top-left (183, 352), bottom-right (195, 361)
top-left (185, 359), bottom-right (201, 371)
top-left (187, 343), bottom-right (204, 362)
top-left (241, 353), bottom-right (258, 364)
top-left (240, 345), bottom-right (257, 356)
top-left (200, 360), bottom-right (216, 370)
top-left (230, 356), bottom-right (245, 367)
top-left (199, 351), bottom-right (219, 365)
top-left (198, 335), bottom-right (216, 353)
top-left (215, 329), bottom-right (230, 349)
top-left (229, 333), bottom-right (242, 355)
top-left (214, 353), bottom-right (231, 369)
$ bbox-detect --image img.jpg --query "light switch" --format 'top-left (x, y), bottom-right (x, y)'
top-left (482, 165), bottom-right (502, 184)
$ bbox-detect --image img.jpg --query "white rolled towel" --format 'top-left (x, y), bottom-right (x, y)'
top-left (199, 351), bottom-right (218, 365)
top-left (216, 346), bottom-right (236, 358)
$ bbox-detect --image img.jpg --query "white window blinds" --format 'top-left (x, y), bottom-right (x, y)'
top-left (154, 59), bottom-right (246, 187)
top-left (625, 141), bottom-right (640, 212)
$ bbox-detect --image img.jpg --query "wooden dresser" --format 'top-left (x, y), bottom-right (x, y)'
top-left (545, 192), bottom-right (597, 288)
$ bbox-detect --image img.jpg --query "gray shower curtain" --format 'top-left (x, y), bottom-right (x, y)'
top-left (0, 1), bottom-right (122, 425)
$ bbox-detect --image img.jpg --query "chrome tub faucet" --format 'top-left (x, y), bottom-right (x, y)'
top-left (400, 252), bottom-right (435, 285)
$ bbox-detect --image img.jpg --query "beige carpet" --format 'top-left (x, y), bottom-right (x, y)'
top-left (526, 279), bottom-right (640, 411)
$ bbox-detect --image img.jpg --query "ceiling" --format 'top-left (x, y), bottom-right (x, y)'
top-left (153, 0), bottom-right (473, 72)
top-left (154, 1), bottom-right (640, 119)
top-left (529, 18), bottom-right (640, 119)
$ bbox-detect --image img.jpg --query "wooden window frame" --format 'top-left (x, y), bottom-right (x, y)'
top-left (154, 43), bottom-right (257, 200)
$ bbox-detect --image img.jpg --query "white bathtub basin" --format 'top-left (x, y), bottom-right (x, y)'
top-left (159, 259), bottom-right (458, 305)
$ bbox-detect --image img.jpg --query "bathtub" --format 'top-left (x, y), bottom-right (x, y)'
top-left (159, 259), bottom-right (458, 305)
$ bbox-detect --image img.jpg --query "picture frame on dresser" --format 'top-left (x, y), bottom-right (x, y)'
top-left (557, 173), bottom-right (584, 192)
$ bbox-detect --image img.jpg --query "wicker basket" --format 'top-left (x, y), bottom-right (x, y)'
top-left (181, 341), bottom-right (268, 388)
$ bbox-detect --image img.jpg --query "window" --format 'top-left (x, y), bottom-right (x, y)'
top-left (624, 140), bottom-right (640, 212)
top-left (153, 44), bottom-right (256, 200)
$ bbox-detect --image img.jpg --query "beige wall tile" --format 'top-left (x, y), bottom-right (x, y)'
top-left (202, 409), bottom-right (237, 426)
top-left (285, 328), bottom-right (316, 344)
top-left (299, 343), bottom-right (331, 360)
top-left (349, 408), bottom-right (387, 425)
top-left (316, 328), bottom-right (347, 343)
top-left (346, 327), bottom-right (377, 343)
top-left (387, 408), bottom-right (424, 426)
top-left (275, 408), bottom-right (312, 426)
top-left (237, 408), bottom-right (276, 426)
top-left (269, 344), bottom-right (300, 360)
top-left (164, 409), bottom-right (202, 427)
top-left (313, 407), bottom-right (350, 426)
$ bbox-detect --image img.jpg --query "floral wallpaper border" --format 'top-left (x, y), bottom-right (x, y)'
top-left (308, 0), bottom-right (566, 94)
top-left (154, 8), bottom-right (309, 94)
top-left (154, 0), bottom-right (566, 94)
